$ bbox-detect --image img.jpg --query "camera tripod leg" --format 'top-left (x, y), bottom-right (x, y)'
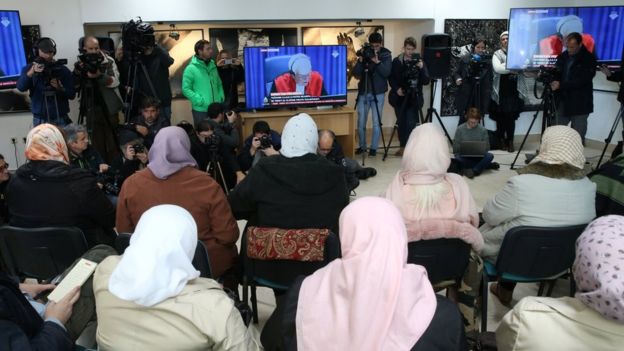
top-left (596, 104), bottom-right (624, 169)
top-left (207, 161), bottom-right (230, 195)
top-left (383, 94), bottom-right (410, 161)
top-left (510, 104), bottom-right (542, 170)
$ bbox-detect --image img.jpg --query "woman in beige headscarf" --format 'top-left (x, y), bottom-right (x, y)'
top-left (481, 125), bottom-right (596, 304)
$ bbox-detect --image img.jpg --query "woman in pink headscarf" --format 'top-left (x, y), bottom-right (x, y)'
top-left (497, 215), bottom-right (624, 350)
top-left (384, 122), bottom-right (483, 332)
top-left (260, 197), bottom-right (467, 351)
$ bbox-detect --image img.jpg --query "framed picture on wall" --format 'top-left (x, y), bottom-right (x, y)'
top-left (108, 29), bottom-right (204, 99)
top-left (302, 26), bottom-right (384, 90)
top-left (208, 28), bottom-right (298, 59)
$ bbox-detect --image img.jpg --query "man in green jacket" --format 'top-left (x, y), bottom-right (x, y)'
top-left (182, 40), bottom-right (225, 126)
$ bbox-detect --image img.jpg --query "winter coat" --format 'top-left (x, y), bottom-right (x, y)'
top-left (554, 45), bottom-right (597, 116)
top-left (182, 56), bottom-right (225, 112)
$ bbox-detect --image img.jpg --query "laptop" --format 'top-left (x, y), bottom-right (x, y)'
top-left (459, 141), bottom-right (487, 157)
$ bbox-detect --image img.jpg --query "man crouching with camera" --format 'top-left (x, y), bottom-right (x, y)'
top-left (238, 121), bottom-right (281, 172)
top-left (388, 37), bottom-right (430, 156)
top-left (110, 129), bottom-right (148, 188)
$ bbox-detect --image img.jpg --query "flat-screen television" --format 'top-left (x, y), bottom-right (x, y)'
top-left (0, 10), bottom-right (27, 89)
top-left (507, 6), bottom-right (624, 70)
top-left (244, 45), bottom-right (348, 110)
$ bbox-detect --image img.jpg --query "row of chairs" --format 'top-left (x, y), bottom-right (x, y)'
top-left (0, 223), bottom-right (587, 332)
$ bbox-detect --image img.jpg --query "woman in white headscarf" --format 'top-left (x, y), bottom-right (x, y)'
top-left (228, 113), bottom-right (348, 234)
top-left (497, 215), bottom-right (624, 351)
top-left (94, 204), bottom-right (258, 350)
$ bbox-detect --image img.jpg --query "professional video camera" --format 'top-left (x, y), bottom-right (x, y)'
top-left (77, 52), bottom-right (105, 75)
top-left (34, 57), bottom-right (69, 87)
top-left (467, 53), bottom-right (492, 78)
top-left (536, 65), bottom-right (560, 84)
top-left (259, 135), bottom-right (272, 149)
top-left (356, 43), bottom-right (376, 62)
top-left (402, 58), bottom-right (421, 90)
top-left (121, 17), bottom-right (156, 58)
top-left (96, 170), bottom-right (121, 196)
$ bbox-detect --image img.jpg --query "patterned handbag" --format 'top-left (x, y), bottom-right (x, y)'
top-left (246, 227), bottom-right (330, 261)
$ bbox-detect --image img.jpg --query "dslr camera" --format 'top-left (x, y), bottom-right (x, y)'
top-left (131, 143), bottom-right (145, 154)
top-left (121, 18), bottom-right (156, 58)
top-left (356, 43), bottom-right (377, 62)
top-left (34, 57), bottom-right (69, 87)
top-left (259, 135), bottom-right (272, 149)
top-left (96, 170), bottom-right (121, 196)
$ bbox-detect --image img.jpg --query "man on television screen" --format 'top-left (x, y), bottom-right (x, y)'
top-left (271, 53), bottom-right (327, 96)
top-left (539, 15), bottom-right (595, 56)
top-left (550, 32), bottom-right (597, 144)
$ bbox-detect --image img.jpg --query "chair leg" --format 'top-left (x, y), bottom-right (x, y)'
top-left (537, 281), bottom-right (545, 296)
top-left (251, 282), bottom-right (259, 324)
top-left (546, 280), bottom-right (557, 297)
top-left (569, 274), bottom-right (577, 297)
top-left (481, 273), bottom-right (489, 332)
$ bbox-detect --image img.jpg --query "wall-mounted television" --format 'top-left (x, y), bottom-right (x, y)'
top-left (507, 6), bottom-right (624, 70)
top-left (0, 10), bottom-right (27, 89)
top-left (244, 45), bottom-right (348, 110)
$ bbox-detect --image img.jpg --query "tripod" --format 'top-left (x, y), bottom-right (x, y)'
top-left (206, 150), bottom-right (229, 195)
top-left (355, 61), bottom-right (386, 166)
top-left (596, 103), bottom-right (624, 169)
top-left (383, 87), bottom-right (424, 161)
top-left (510, 83), bottom-right (557, 170)
top-left (424, 79), bottom-right (453, 145)
top-left (42, 87), bottom-right (62, 125)
top-left (123, 57), bottom-right (158, 122)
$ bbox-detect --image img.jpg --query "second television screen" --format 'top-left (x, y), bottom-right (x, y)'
top-left (244, 45), bottom-right (347, 110)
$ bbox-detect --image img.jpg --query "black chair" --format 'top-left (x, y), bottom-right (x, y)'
top-left (407, 238), bottom-right (471, 290)
top-left (0, 225), bottom-right (89, 282)
top-left (114, 233), bottom-right (213, 278)
top-left (241, 229), bottom-right (341, 324)
top-left (480, 224), bottom-right (587, 331)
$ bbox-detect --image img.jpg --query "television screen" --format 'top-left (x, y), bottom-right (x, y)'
top-left (0, 10), bottom-right (27, 89)
top-left (507, 6), bottom-right (624, 70)
top-left (244, 45), bottom-right (348, 110)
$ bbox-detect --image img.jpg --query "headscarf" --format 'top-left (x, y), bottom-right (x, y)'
top-left (296, 197), bottom-right (437, 350)
top-left (24, 124), bottom-right (69, 164)
top-left (147, 126), bottom-right (197, 179)
top-left (108, 204), bottom-right (200, 307)
top-left (532, 125), bottom-right (585, 169)
top-left (385, 124), bottom-right (480, 249)
top-left (573, 215), bottom-right (624, 323)
top-left (280, 113), bottom-right (318, 158)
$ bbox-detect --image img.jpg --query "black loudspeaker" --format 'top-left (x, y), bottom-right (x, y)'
top-left (422, 33), bottom-right (452, 79)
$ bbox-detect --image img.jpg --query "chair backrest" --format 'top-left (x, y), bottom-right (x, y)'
top-left (0, 225), bottom-right (89, 281)
top-left (263, 55), bottom-right (292, 95)
top-left (243, 229), bottom-right (341, 289)
top-left (114, 233), bottom-right (212, 278)
top-left (495, 224), bottom-right (588, 279)
top-left (407, 238), bottom-right (471, 285)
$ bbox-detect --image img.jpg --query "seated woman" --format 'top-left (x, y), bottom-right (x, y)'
top-left (261, 197), bottom-right (466, 351)
top-left (385, 123), bottom-right (483, 332)
top-left (228, 113), bottom-right (348, 234)
top-left (94, 204), bottom-right (258, 350)
top-left (481, 125), bottom-right (596, 304)
top-left (6, 124), bottom-right (115, 247)
top-left (115, 126), bottom-right (239, 288)
top-left (452, 108), bottom-right (495, 179)
top-left (496, 215), bottom-right (624, 350)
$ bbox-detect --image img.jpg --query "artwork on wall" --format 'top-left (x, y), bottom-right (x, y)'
top-left (302, 26), bottom-right (384, 90)
top-left (209, 28), bottom-right (298, 59)
top-left (108, 29), bottom-right (204, 99)
top-left (441, 19), bottom-right (507, 116)
top-left (22, 25), bottom-right (41, 63)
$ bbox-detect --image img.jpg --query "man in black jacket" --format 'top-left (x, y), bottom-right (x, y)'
top-left (599, 50), bottom-right (624, 153)
top-left (551, 32), bottom-right (597, 144)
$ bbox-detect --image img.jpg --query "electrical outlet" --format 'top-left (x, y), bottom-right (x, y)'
top-left (10, 137), bottom-right (17, 144)
top-left (22, 137), bottom-right (27, 144)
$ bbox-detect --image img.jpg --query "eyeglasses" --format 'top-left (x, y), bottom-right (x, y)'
top-left (0, 163), bottom-right (8, 171)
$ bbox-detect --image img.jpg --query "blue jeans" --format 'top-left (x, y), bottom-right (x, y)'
top-left (33, 114), bottom-right (70, 127)
top-left (357, 93), bottom-right (385, 150)
top-left (161, 105), bottom-right (172, 124)
top-left (455, 152), bottom-right (494, 174)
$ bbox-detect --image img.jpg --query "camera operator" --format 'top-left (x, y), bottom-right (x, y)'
top-left (132, 96), bottom-right (170, 149)
top-left (454, 37), bottom-right (493, 125)
top-left (195, 119), bottom-right (245, 190)
top-left (550, 32), bottom-right (597, 145)
top-left (119, 20), bottom-right (174, 122)
top-left (182, 40), bottom-right (225, 126)
top-left (16, 37), bottom-right (76, 126)
top-left (0, 155), bottom-right (10, 225)
top-left (110, 129), bottom-right (148, 187)
top-left (353, 32), bottom-right (392, 157)
top-left (388, 37), bottom-right (430, 156)
top-left (238, 121), bottom-right (281, 172)
top-left (206, 103), bottom-right (244, 186)
top-left (490, 31), bottom-right (523, 153)
top-left (600, 52), bottom-right (624, 155)
top-left (216, 49), bottom-right (244, 110)
top-left (73, 36), bottom-right (123, 163)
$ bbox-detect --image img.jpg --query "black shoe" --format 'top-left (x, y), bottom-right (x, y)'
top-left (464, 168), bottom-right (475, 179)
top-left (368, 149), bottom-right (377, 157)
top-left (355, 148), bottom-right (365, 155)
top-left (356, 167), bottom-right (377, 180)
top-left (489, 162), bottom-right (500, 170)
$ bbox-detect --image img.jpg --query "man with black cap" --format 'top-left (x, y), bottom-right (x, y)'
top-left (110, 129), bottom-right (148, 187)
top-left (17, 37), bottom-right (75, 126)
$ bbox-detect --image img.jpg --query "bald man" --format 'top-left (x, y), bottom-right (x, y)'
top-left (73, 36), bottom-right (123, 163)
top-left (271, 53), bottom-right (327, 96)
top-left (318, 129), bottom-right (376, 192)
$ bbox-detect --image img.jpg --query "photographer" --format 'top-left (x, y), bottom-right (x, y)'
top-left (73, 36), bottom-right (123, 163)
top-left (119, 20), bottom-right (174, 122)
top-left (132, 96), bottom-right (170, 148)
top-left (550, 32), bottom-right (597, 145)
top-left (110, 129), bottom-right (148, 187)
top-left (0, 155), bottom-right (9, 225)
top-left (600, 51), bottom-right (624, 154)
top-left (453, 37), bottom-right (493, 125)
top-left (195, 119), bottom-right (245, 190)
top-left (216, 49), bottom-right (244, 110)
top-left (388, 37), bottom-right (430, 156)
top-left (183, 40), bottom-right (225, 126)
top-left (353, 32), bottom-right (392, 157)
top-left (238, 121), bottom-right (281, 172)
top-left (16, 37), bottom-right (76, 126)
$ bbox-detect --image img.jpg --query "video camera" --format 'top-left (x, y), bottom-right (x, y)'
top-left (402, 57), bottom-right (421, 90)
top-left (96, 170), bottom-right (121, 196)
top-left (356, 43), bottom-right (377, 62)
top-left (77, 52), bottom-right (105, 75)
top-left (536, 65), bottom-right (560, 85)
top-left (121, 18), bottom-right (156, 59)
top-left (204, 133), bottom-right (221, 153)
top-left (34, 57), bottom-right (69, 87)
top-left (467, 53), bottom-right (492, 78)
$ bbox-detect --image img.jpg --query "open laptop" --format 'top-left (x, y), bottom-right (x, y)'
top-left (459, 141), bottom-right (487, 157)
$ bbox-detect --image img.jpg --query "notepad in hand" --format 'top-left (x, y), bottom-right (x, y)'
top-left (47, 258), bottom-right (97, 303)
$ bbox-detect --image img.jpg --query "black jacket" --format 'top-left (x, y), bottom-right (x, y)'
top-left (606, 57), bottom-right (623, 103)
top-left (119, 45), bottom-right (174, 107)
top-left (238, 131), bottom-right (282, 173)
top-left (353, 47), bottom-right (392, 95)
top-left (218, 65), bottom-right (245, 109)
top-left (228, 153), bottom-right (348, 234)
top-left (6, 160), bottom-right (115, 247)
top-left (0, 177), bottom-right (9, 225)
top-left (69, 145), bottom-right (105, 173)
top-left (388, 53), bottom-right (431, 109)
top-left (453, 53), bottom-right (493, 115)
top-left (554, 45), bottom-right (597, 116)
top-left (0, 273), bottom-right (72, 351)
top-left (322, 140), bottom-right (359, 192)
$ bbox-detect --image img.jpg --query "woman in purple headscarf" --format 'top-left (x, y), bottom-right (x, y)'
top-left (115, 126), bottom-right (240, 289)
top-left (496, 215), bottom-right (624, 351)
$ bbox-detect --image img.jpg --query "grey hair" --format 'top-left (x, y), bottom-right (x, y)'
top-left (63, 123), bottom-right (87, 143)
